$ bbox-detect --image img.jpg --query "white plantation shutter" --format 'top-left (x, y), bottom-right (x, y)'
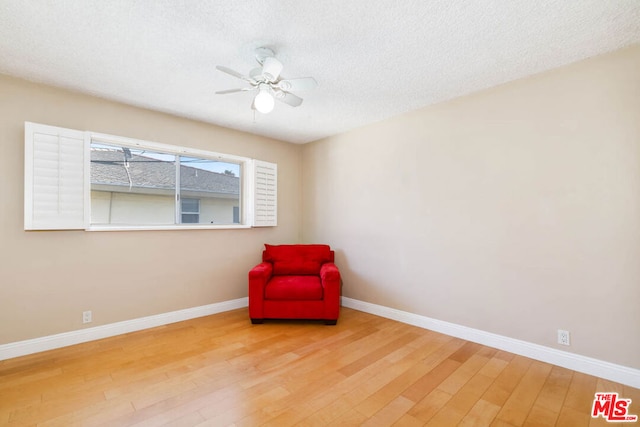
top-left (24, 122), bottom-right (88, 230)
top-left (253, 160), bottom-right (277, 227)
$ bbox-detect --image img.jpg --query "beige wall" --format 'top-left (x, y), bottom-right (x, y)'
top-left (302, 45), bottom-right (640, 369)
top-left (0, 74), bottom-right (302, 343)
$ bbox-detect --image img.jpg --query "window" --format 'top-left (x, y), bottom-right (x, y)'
top-left (90, 142), bottom-right (242, 226)
top-left (181, 198), bottom-right (200, 224)
top-left (24, 122), bottom-right (277, 230)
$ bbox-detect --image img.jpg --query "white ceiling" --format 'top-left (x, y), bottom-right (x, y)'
top-left (1, 1), bottom-right (639, 144)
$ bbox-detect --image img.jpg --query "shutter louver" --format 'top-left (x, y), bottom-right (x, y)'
top-left (25, 122), bottom-right (87, 230)
top-left (253, 160), bottom-right (277, 227)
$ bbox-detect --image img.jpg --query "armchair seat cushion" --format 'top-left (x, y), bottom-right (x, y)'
top-left (265, 276), bottom-right (323, 301)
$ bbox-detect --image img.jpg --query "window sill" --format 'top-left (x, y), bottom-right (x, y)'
top-left (87, 224), bottom-right (252, 232)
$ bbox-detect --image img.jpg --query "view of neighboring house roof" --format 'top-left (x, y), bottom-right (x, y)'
top-left (91, 148), bottom-right (239, 195)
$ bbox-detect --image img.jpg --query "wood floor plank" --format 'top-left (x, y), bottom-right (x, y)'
top-left (264, 332), bottom-right (417, 422)
top-left (238, 371), bottom-right (348, 426)
top-left (0, 307), bottom-right (636, 427)
top-left (441, 373), bottom-right (497, 419)
top-left (292, 358), bottom-right (397, 424)
top-left (436, 352), bottom-right (493, 396)
top-left (337, 330), bottom-right (419, 377)
top-left (38, 399), bottom-right (135, 427)
top-left (449, 341), bottom-right (485, 364)
top-left (391, 413), bottom-right (424, 427)
top-left (482, 355), bottom-right (534, 408)
top-left (459, 398), bottom-right (502, 426)
top-left (425, 405), bottom-right (466, 427)
top-left (562, 371), bottom-right (599, 414)
top-left (407, 388), bottom-right (453, 423)
top-left (494, 360), bottom-right (553, 425)
top-left (522, 365), bottom-right (573, 426)
top-left (353, 333), bottom-right (461, 418)
top-left (298, 394), bottom-right (357, 426)
top-left (359, 395), bottom-right (414, 426)
top-left (401, 339), bottom-right (466, 402)
top-left (200, 384), bottom-right (291, 426)
top-left (556, 405), bottom-right (591, 427)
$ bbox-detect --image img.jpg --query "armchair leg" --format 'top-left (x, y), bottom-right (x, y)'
top-left (324, 319), bottom-right (337, 325)
top-left (251, 318), bottom-right (264, 324)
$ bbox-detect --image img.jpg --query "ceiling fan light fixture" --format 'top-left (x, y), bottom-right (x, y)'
top-left (261, 56), bottom-right (283, 82)
top-left (216, 47), bottom-right (316, 114)
top-left (254, 84), bottom-right (275, 114)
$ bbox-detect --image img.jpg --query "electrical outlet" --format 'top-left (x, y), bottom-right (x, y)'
top-left (82, 310), bottom-right (92, 324)
top-left (557, 329), bottom-right (570, 346)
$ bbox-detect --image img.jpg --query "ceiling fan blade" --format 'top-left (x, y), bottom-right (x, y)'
top-left (261, 56), bottom-right (283, 82)
top-left (276, 92), bottom-right (303, 107)
top-left (216, 66), bottom-right (253, 83)
top-left (215, 88), bottom-right (254, 95)
top-left (277, 77), bottom-right (317, 92)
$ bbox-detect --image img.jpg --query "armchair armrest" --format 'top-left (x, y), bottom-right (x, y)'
top-left (249, 262), bottom-right (273, 282)
top-left (320, 262), bottom-right (341, 321)
top-left (248, 262), bottom-right (273, 320)
top-left (320, 262), bottom-right (340, 282)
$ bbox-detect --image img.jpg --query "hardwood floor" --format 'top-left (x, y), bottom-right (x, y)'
top-left (0, 308), bottom-right (637, 426)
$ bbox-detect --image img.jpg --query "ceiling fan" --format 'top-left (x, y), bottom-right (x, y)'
top-left (215, 47), bottom-right (317, 114)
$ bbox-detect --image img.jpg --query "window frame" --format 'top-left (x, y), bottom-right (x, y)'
top-left (88, 132), bottom-right (254, 231)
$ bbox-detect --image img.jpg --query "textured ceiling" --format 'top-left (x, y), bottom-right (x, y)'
top-left (1, 1), bottom-right (639, 144)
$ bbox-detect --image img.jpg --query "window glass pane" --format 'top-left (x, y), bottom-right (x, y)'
top-left (233, 206), bottom-right (240, 224)
top-left (181, 198), bottom-right (199, 213)
top-left (91, 143), bottom-right (176, 225)
top-left (181, 213), bottom-right (199, 223)
top-left (179, 156), bottom-right (240, 225)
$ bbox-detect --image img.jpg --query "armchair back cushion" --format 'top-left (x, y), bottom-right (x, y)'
top-left (264, 244), bottom-right (334, 275)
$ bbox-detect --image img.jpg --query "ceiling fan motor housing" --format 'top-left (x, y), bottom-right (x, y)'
top-left (254, 47), bottom-right (276, 64)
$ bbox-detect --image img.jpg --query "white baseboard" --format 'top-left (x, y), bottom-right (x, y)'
top-left (0, 298), bottom-right (248, 361)
top-left (341, 297), bottom-right (640, 389)
top-left (3, 296), bottom-right (638, 389)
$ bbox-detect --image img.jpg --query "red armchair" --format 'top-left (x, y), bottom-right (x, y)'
top-left (248, 244), bottom-right (341, 325)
